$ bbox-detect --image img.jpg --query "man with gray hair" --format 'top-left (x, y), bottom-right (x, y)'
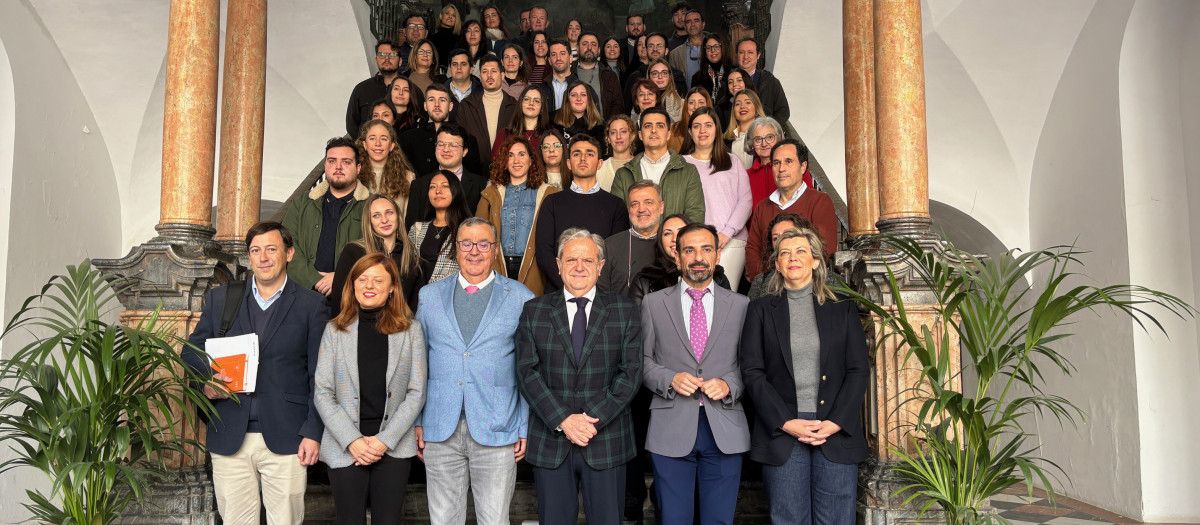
top-left (517, 227), bottom-right (643, 525)
top-left (415, 217), bottom-right (534, 525)
top-left (599, 179), bottom-right (664, 297)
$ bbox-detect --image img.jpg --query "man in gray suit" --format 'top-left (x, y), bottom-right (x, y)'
top-left (640, 223), bottom-right (750, 525)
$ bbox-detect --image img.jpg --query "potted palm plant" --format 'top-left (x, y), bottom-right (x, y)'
top-left (837, 237), bottom-right (1194, 525)
top-left (0, 260), bottom-right (218, 525)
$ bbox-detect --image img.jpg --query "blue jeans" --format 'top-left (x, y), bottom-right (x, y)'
top-left (760, 412), bottom-right (858, 525)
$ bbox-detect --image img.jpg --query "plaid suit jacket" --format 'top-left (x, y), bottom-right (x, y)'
top-left (516, 289), bottom-right (643, 470)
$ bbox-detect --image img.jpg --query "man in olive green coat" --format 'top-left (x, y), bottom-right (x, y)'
top-left (282, 137), bottom-right (370, 296)
top-left (610, 108), bottom-right (705, 223)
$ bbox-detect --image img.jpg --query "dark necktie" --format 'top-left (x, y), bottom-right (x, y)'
top-left (568, 297), bottom-right (589, 363)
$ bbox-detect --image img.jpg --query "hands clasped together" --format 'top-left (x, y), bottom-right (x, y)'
top-left (670, 372), bottom-right (730, 401)
top-left (781, 419), bottom-right (841, 446)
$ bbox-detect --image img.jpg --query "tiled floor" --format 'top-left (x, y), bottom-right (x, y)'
top-left (991, 486), bottom-right (1190, 525)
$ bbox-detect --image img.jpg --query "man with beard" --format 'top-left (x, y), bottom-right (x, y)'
top-left (624, 15), bottom-right (646, 69)
top-left (346, 39), bottom-right (401, 137)
top-left (640, 222), bottom-right (750, 525)
top-left (399, 83), bottom-right (483, 178)
top-left (283, 137), bottom-right (370, 295)
top-left (572, 32), bottom-right (625, 119)
top-left (457, 55), bottom-right (516, 167)
top-left (599, 180), bottom-right (663, 297)
top-left (666, 3), bottom-right (693, 51)
top-left (547, 39), bottom-right (573, 110)
top-left (667, 11), bottom-right (705, 89)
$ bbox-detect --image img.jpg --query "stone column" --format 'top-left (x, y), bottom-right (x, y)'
top-left (94, 1), bottom-right (236, 521)
top-left (159, 0), bottom-right (221, 238)
top-left (843, 0), bottom-right (879, 241)
top-left (215, 0), bottom-right (268, 256)
top-left (873, 0), bottom-right (931, 236)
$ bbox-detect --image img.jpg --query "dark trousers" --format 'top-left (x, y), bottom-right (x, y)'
top-left (625, 387), bottom-right (654, 521)
top-left (327, 455), bottom-right (412, 525)
top-left (533, 447), bottom-right (626, 525)
top-left (649, 408), bottom-right (742, 525)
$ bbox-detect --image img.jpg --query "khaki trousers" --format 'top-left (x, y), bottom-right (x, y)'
top-left (210, 433), bottom-right (307, 525)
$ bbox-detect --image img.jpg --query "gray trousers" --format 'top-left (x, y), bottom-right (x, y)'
top-left (424, 417), bottom-right (518, 525)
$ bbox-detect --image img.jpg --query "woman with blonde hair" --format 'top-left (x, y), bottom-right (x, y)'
top-left (553, 81), bottom-right (605, 141)
top-left (430, 4), bottom-right (462, 65)
top-left (740, 227), bottom-right (868, 524)
top-left (331, 194), bottom-right (422, 316)
top-left (725, 88), bottom-right (766, 168)
top-left (476, 136), bottom-right (560, 295)
top-left (403, 39), bottom-right (444, 92)
top-left (646, 58), bottom-right (683, 123)
top-left (315, 253), bottom-right (426, 525)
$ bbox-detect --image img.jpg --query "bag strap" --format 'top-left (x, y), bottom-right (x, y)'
top-left (217, 281), bottom-right (247, 337)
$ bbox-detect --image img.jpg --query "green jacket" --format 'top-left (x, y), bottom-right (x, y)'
top-left (610, 153), bottom-right (705, 223)
top-left (282, 181), bottom-right (370, 289)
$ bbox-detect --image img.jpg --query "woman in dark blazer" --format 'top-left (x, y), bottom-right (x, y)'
top-left (315, 253), bottom-right (427, 525)
top-left (740, 227), bottom-right (869, 525)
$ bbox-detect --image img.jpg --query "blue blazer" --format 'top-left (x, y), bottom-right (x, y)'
top-left (415, 273), bottom-right (534, 446)
top-left (184, 279), bottom-right (329, 456)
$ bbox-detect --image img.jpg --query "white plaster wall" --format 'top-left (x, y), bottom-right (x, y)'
top-left (1118, 1), bottom-right (1200, 520)
top-left (1027, 0), bottom-right (1143, 518)
top-left (1184, 0), bottom-right (1200, 371)
top-left (29, 0), bottom-right (369, 248)
top-left (0, 2), bottom-right (125, 521)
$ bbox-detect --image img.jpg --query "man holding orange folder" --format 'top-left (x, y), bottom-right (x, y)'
top-left (184, 221), bottom-right (330, 525)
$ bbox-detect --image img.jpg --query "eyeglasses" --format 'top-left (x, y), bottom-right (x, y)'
top-left (416, 49), bottom-right (434, 56)
top-left (647, 43), bottom-right (665, 50)
top-left (705, 44), bottom-right (722, 52)
top-left (436, 141), bottom-right (463, 150)
top-left (407, 24), bottom-right (426, 30)
top-left (377, 52), bottom-right (398, 58)
top-left (752, 134), bottom-right (779, 145)
top-left (457, 240), bottom-right (495, 252)
top-left (541, 142), bottom-right (563, 150)
top-left (649, 70), bottom-right (670, 78)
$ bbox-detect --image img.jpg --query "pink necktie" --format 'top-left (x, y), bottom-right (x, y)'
top-left (686, 288), bottom-right (709, 362)
top-left (466, 285), bottom-right (480, 294)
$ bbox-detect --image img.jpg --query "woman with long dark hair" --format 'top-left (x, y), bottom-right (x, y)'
top-left (528, 31), bottom-right (551, 85)
top-left (407, 170), bottom-right (471, 285)
top-left (481, 5), bottom-right (509, 54)
top-left (563, 19), bottom-right (582, 61)
top-left (602, 36), bottom-right (627, 78)
top-left (315, 253), bottom-right (426, 525)
top-left (717, 67), bottom-right (750, 128)
top-left (461, 20), bottom-right (488, 76)
top-left (629, 213), bottom-right (731, 306)
top-left (693, 33), bottom-right (731, 103)
top-left (387, 77), bottom-right (424, 133)
top-left (538, 129), bottom-right (567, 189)
top-left (331, 194), bottom-right (422, 315)
top-left (680, 106), bottom-right (753, 286)
top-left (740, 227), bottom-right (869, 524)
top-left (492, 84), bottom-right (553, 157)
top-left (500, 45), bottom-right (530, 99)
top-left (475, 136), bottom-right (560, 296)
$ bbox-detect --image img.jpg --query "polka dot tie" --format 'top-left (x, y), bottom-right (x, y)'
top-left (465, 285), bottom-right (480, 294)
top-left (686, 288), bottom-right (710, 362)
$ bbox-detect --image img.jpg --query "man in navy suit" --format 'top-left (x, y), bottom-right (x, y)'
top-left (184, 221), bottom-right (329, 525)
top-left (414, 217), bottom-right (534, 525)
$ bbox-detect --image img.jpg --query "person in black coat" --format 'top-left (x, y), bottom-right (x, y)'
top-left (739, 227), bottom-right (869, 524)
top-left (404, 124), bottom-right (487, 230)
top-left (629, 213), bottom-right (731, 306)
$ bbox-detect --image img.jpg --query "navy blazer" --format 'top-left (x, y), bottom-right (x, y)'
top-left (740, 292), bottom-right (869, 465)
top-left (184, 279), bottom-right (330, 456)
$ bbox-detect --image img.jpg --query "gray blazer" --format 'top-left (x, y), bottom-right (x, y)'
top-left (641, 283), bottom-right (751, 457)
top-left (314, 319), bottom-right (427, 468)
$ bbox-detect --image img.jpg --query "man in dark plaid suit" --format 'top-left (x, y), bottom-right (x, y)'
top-left (517, 227), bottom-right (643, 525)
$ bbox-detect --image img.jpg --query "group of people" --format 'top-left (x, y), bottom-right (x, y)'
top-left (181, 4), bottom-right (864, 525)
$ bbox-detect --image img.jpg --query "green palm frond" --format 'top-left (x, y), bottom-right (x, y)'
top-left (0, 260), bottom-right (219, 525)
top-left (836, 237), bottom-right (1195, 524)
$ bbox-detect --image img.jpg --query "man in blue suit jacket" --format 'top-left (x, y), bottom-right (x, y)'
top-left (184, 222), bottom-right (329, 525)
top-left (415, 217), bottom-right (534, 525)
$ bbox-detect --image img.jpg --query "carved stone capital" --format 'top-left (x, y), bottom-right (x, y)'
top-left (93, 223), bottom-right (241, 312)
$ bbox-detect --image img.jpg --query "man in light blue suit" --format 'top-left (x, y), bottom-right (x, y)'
top-left (415, 217), bottom-right (535, 525)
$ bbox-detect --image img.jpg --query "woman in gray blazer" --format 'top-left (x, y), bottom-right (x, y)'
top-left (315, 253), bottom-right (427, 525)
